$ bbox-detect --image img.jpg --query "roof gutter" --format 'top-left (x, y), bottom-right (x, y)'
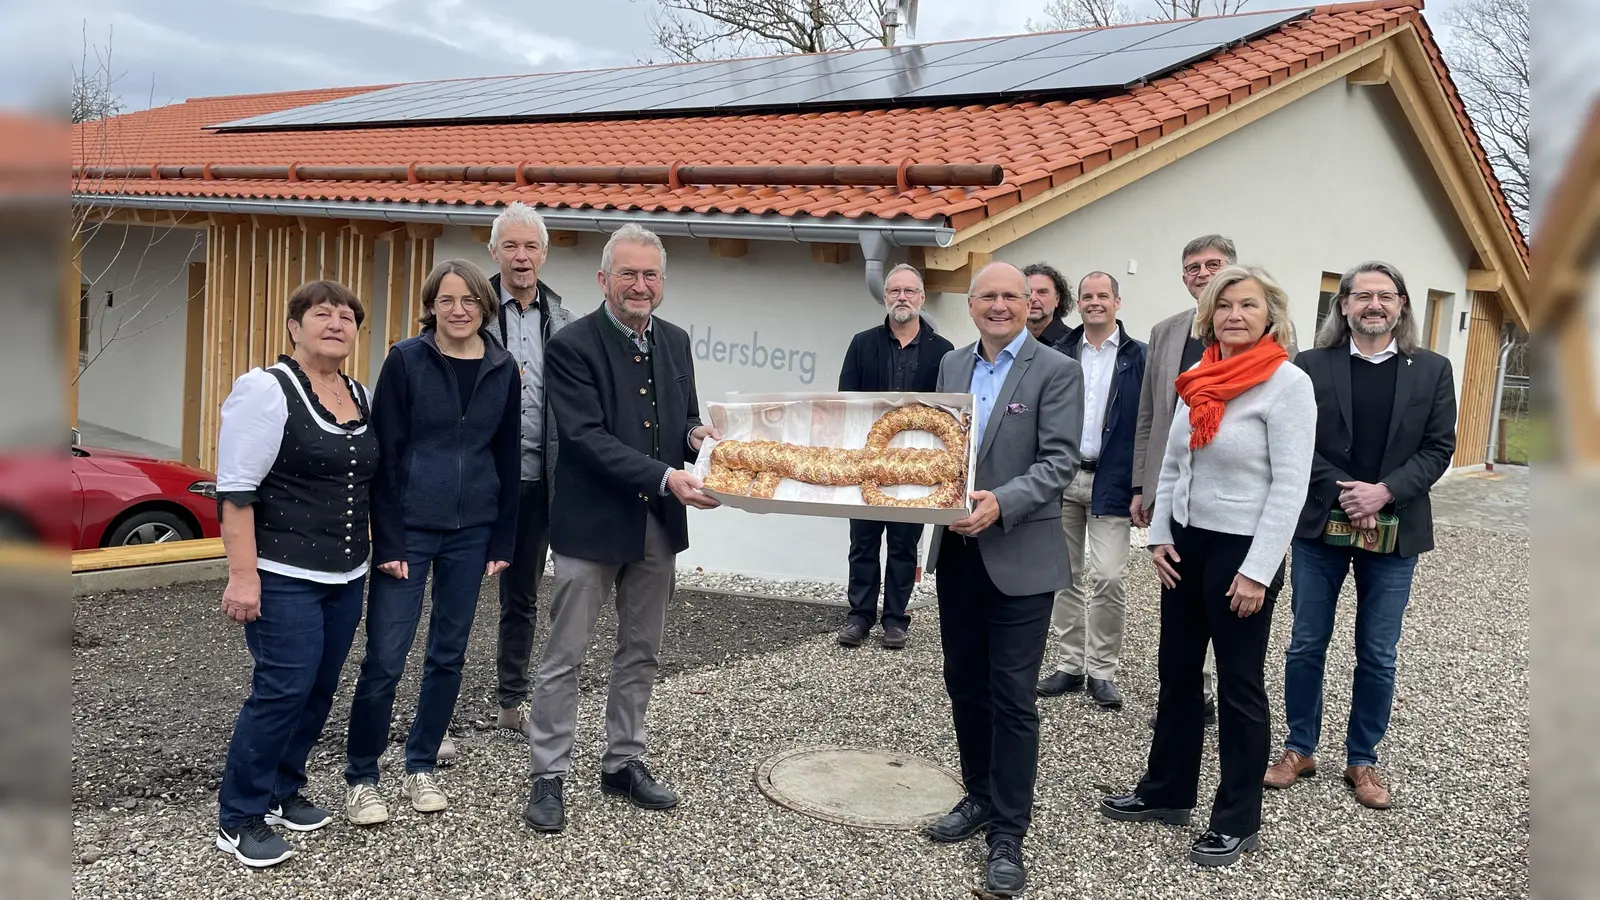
top-left (75, 192), bottom-right (952, 304)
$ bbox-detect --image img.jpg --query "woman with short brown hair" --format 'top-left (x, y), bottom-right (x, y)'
top-left (214, 280), bottom-right (376, 868)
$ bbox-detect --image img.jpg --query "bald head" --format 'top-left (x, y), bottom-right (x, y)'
top-left (968, 261), bottom-right (1029, 354)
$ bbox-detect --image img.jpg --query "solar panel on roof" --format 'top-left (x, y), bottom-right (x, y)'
top-left (210, 8), bottom-right (1311, 131)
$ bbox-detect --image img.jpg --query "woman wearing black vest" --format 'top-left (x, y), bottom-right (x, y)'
top-left (342, 259), bottom-right (521, 825)
top-left (213, 281), bottom-right (378, 868)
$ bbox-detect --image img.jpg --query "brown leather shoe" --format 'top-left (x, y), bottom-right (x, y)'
top-left (1344, 765), bottom-right (1392, 809)
top-left (1263, 749), bottom-right (1317, 789)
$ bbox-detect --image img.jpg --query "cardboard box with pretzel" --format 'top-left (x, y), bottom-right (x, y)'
top-left (689, 391), bottom-right (979, 526)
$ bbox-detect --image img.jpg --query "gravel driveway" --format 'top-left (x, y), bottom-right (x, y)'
top-left (72, 521), bottom-right (1527, 899)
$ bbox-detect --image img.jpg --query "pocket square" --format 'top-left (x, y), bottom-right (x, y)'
top-left (1005, 402), bottom-right (1030, 415)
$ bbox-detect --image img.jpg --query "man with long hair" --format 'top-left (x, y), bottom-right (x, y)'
top-left (1265, 261), bottom-right (1457, 810)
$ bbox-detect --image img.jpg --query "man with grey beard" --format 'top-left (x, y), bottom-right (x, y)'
top-left (1266, 261), bottom-right (1456, 811)
top-left (836, 263), bottom-right (955, 649)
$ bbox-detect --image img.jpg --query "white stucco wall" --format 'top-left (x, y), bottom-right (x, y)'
top-left (945, 77), bottom-right (1477, 396)
top-left (77, 224), bottom-right (206, 450)
top-left (436, 227), bottom-right (901, 581)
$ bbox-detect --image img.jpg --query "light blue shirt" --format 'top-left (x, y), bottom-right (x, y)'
top-left (970, 329), bottom-right (1029, 441)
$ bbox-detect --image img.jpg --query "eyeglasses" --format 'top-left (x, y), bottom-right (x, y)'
top-left (885, 287), bottom-right (923, 299)
top-left (1348, 291), bottom-right (1401, 304)
top-left (610, 269), bottom-right (663, 284)
top-left (1183, 259), bottom-right (1227, 277)
top-left (433, 296), bottom-right (480, 312)
top-left (971, 292), bottom-right (1027, 305)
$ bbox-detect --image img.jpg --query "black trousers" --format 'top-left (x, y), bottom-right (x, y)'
top-left (497, 478), bottom-right (550, 709)
top-left (936, 533), bottom-right (1053, 841)
top-left (846, 519), bottom-right (924, 631)
top-left (1137, 522), bottom-right (1283, 837)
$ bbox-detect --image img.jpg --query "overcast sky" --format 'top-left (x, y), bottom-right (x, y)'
top-left (23, 0), bottom-right (1591, 222)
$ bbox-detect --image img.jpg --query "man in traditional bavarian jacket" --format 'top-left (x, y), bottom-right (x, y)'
top-left (521, 223), bottom-right (720, 833)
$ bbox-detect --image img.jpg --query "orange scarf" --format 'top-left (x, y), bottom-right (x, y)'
top-left (1174, 338), bottom-right (1289, 450)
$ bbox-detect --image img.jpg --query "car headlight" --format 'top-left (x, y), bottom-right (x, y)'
top-left (189, 481), bottom-right (217, 499)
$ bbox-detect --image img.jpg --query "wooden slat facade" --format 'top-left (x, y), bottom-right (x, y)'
top-left (191, 215), bottom-right (437, 471)
top-left (1453, 290), bottom-right (1505, 467)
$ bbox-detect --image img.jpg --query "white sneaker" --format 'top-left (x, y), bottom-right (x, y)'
top-left (403, 772), bottom-right (449, 813)
top-left (344, 783), bottom-right (390, 826)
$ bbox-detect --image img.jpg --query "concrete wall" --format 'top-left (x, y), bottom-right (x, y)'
top-left (77, 224), bottom-right (206, 450)
top-left (949, 77), bottom-right (1477, 395)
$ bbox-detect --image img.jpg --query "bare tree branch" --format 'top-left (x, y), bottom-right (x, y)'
top-left (1440, 0), bottom-right (1529, 235)
top-left (641, 0), bottom-right (893, 62)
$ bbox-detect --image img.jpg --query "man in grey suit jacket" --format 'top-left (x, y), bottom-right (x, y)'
top-left (921, 262), bottom-right (1083, 899)
top-left (1129, 235), bottom-right (1296, 725)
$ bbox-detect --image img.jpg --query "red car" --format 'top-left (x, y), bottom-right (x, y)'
top-left (0, 432), bottom-right (221, 551)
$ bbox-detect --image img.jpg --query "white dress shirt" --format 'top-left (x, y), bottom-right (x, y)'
top-left (1078, 328), bottom-right (1121, 460)
top-left (1350, 337), bottom-right (1399, 364)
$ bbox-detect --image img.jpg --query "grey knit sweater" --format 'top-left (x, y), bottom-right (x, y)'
top-left (1148, 363), bottom-right (1315, 585)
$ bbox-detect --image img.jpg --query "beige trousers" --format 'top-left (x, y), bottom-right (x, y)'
top-left (1049, 470), bottom-right (1132, 680)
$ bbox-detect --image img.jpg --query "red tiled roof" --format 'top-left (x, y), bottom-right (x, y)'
top-left (70, 0), bottom-right (1521, 255)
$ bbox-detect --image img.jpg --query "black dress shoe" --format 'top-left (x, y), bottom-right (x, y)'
top-left (984, 835), bottom-right (1027, 897)
top-left (1037, 670), bottom-right (1084, 697)
top-left (1087, 677), bottom-right (1123, 709)
top-left (836, 622), bottom-right (868, 647)
top-left (1190, 829), bottom-right (1260, 866)
top-left (923, 797), bottom-right (990, 843)
top-left (600, 760), bottom-right (680, 810)
top-left (1098, 792), bottom-right (1192, 825)
top-left (522, 777), bottom-right (565, 832)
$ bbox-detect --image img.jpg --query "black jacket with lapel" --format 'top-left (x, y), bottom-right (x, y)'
top-left (544, 306), bottom-right (703, 565)
top-left (837, 315), bottom-right (954, 393)
top-left (1293, 344), bottom-right (1457, 557)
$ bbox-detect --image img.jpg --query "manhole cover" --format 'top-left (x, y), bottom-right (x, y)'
top-left (755, 745), bottom-right (964, 830)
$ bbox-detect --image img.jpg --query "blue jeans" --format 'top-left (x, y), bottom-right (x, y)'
top-left (218, 570), bottom-right (365, 828)
top-left (1283, 538), bottom-right (1418, 767)
top-left (345, 526), bottom-right (491, 783)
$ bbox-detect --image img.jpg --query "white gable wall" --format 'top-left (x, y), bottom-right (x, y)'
top-left (77, 224), bottom-right (206, 451)
top-left (927, 77), bottom-right (1478, 392)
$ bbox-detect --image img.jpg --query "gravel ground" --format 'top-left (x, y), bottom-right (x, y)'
top-left (72, 523), bottom-right (1527, 899)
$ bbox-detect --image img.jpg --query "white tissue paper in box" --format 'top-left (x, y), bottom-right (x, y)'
top-left (689, 391), bottom-right (977, 526)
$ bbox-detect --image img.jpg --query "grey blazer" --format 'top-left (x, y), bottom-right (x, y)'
top-left (926, 332), bottom-right (1084, 597)
top-left (1132, 306), bottom-right (1298, 501)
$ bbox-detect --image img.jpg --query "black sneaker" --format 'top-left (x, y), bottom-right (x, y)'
top-left (266, 793), bottom-right (333, 832)
top-left (215, 818), bottom-right (294, 868)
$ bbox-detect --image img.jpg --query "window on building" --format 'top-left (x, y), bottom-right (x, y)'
top-left (1316, 272), bottom-right (1341, 331)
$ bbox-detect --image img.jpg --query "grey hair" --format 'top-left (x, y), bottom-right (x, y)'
top-left (601, 223), bottom-right (667, 275)
top-left (1314, 260), bottom-right (1419, 353)
top-left (1193, 264), bottom-right (1297, 348)
top-left (883, 262), bottom-right (924, 290)
top-left (1181, 234), bottom-right (1238, 265)
top-left (488, 201), bottom-right (549, 249)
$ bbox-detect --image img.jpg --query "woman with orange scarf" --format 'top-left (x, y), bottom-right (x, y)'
top-left (1098, 265), bottom-right (1315, 867)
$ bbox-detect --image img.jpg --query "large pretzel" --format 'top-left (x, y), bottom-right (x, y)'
top-left (705, 404), bottom-right (968, 508)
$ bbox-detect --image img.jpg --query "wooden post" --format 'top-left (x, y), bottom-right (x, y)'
top-left (251, 224), bottom-right (270, 369)
top-left (352, 232), bottom-right (376, 382)
top-left (385, 234), bottom-right (408, 352)
top-left (181, 262), bottom-right (206, 468)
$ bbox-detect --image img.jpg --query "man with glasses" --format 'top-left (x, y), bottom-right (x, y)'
top-left (485, 202), bottom-right (572, 745)
top-left (1266, 261), bottom-right (1455, 810)
top-left (921, 262), bottom-right (1082, 898)
top-left (836, 264), bottom-right (954, 649)
top-left (521, 224), bottom-right (720, 833)
top-left (1130, 235), bottom-right (1297, 728)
